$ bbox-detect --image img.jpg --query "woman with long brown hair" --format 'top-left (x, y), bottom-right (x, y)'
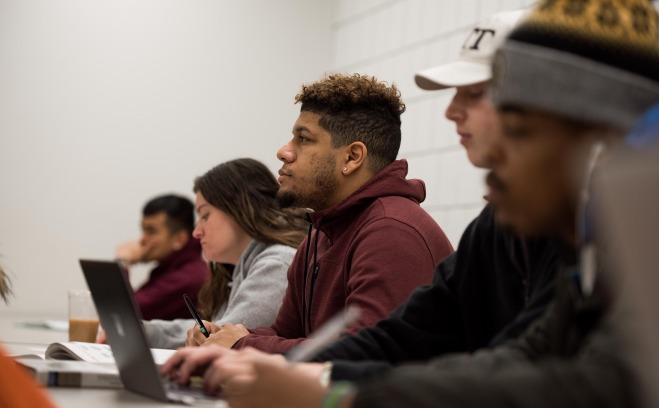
top-left (143, 158), bottom-right (308, 348)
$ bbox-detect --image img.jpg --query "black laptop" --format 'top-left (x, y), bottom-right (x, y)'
top-left (79, 259), bottom-right (223, 406)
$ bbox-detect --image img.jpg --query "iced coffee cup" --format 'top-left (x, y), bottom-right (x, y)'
top-left (68, 289), bottom-right (99, 342)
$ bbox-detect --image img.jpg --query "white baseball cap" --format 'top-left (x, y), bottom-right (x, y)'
top-left (415, 9), bottom-right (528, 90)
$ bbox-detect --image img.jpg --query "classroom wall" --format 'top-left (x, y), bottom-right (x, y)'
top-left (329, 0), bottom-right (536, 243)
top-left (0, 0), bottom-right (333, 317)
top-left (0, 0), bottom-right (564, 318)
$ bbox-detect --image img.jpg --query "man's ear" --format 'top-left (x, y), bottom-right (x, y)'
top-left (171, 230), bottom-right (190, 251)
top-left (341, 142), bottom-right (367, 175)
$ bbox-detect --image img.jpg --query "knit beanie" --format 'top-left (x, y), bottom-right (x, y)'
top-left (490, 0), bottom-right (659, 132)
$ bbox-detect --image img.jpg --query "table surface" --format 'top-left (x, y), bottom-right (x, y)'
top-left (1, 313), bottom-right (226, 407)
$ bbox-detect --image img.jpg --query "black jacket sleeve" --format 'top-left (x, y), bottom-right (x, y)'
top-left (353, 310), bottom-right (633, 408)
top-left (352, 268), bottom-right (635, 408)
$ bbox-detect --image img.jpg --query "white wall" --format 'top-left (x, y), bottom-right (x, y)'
top-left (330, 0), bottom-right (536, 244)
top-left (0, 0), bottom-right (556, 318)
top-left (0, 0), bottom-right (333, 317)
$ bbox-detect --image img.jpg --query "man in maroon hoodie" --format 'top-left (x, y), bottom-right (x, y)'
top-left (186, 74), bottom-right (453, 353)
top-left (116, 194), bottom-right (209, 320)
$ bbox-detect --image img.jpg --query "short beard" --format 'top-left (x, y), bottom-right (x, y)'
top-left (276, 154), bottom-right (340, 211)
top-left (276, 190), bottom-right (297, 209)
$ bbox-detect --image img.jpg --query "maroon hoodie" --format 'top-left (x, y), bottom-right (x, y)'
top-left (134, 238), bottom-right (209, 320)
top-left (235, 159), bottom-right (454, 353)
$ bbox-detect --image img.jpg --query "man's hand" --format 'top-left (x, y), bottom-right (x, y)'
top-left (96, 329), bottom-right (107, 344)
top-left (201, 347), bottom-right (287, 396)
top-left (186, 320), bottom-right (222, 347)
top-left (115, 240), bottom-right (146, 265)
top-left (161, 344), bottom-right (235, 386)
top-left (161, 345), bottom-right (332, 405)
top-left (222, 352), bottom-right (329, 408)
top-left (204, 323), bottom-right (250, 349)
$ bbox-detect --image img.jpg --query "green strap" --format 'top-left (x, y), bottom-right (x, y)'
top-left (319, 382), bottom-right (354, 408)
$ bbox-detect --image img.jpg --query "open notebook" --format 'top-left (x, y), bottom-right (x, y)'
top-left (14, 341), bottom-right (175, 363)
top-left (79, 259), bottom-right (223, 406)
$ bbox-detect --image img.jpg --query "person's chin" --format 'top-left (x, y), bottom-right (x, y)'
top-left (276, 189), bottom-right (298, 209)
top-left (493, 209), bottom-right (519, 231)
top-left (468, 154), bottom-right (489, 169)
top-left (495, 212), bottom-right (542, 238)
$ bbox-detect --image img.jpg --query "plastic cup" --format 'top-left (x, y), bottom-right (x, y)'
top-left (68, 289), bottom-right (99, 342)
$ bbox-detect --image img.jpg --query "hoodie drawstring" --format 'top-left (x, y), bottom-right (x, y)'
top-left (301, 222), bottom-right (313, 332)
top-left (307, 223), bottom-right (321, 332)
top-left (301, 217), bottom-right (322, 334)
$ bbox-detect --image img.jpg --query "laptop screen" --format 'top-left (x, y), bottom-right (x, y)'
top-left (79, 259), bottom-right (171, 401)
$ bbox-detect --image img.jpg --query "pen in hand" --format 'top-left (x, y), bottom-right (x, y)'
top-left (183, 294), bottom-right (210, 338)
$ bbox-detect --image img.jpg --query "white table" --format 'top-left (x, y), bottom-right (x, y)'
top-left (1, 313), bottom-right (224, 407)
top-left (0, 314), bottom-right (69, 345)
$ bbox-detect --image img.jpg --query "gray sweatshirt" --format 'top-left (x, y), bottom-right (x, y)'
top-left (143, 240), bottom-right (294, 349)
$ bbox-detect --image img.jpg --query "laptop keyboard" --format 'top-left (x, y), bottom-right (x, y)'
top-left (164, 379), bottom-right (224, 406)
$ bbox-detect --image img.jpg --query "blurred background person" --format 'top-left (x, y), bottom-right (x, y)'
top-left (116, 194), bottom-right (210, 321)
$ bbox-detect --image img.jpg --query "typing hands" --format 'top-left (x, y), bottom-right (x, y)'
top-left (221, 353), bottom-right (328, 408)
top-left (161, 345), bottom-right (327, 408)
top-left (161, 346), bottom-right (285, 396)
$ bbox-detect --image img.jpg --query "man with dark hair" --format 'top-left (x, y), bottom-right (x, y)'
top-left (116, 194), bottom-right (209, 320)
top-left (187, 73), bottom-right (453, 352)
top-left (291, 74), bottom-right (404, 174)
top-left (143, 195), bottom-right (196, 238)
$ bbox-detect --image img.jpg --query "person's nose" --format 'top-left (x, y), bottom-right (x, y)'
top-left (192, 223), bottom-right (202, 239)
top-left (445, 92), bottom-right (465, 124)
top-left (277, 140), bottom-right (295, 163)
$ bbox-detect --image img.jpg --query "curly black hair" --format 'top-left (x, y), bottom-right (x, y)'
top-left (295, 73), bottom-right (406, 173)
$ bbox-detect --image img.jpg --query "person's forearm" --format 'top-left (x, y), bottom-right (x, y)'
top-left (237, 333), bottom-right (307, 353)
top-left (351, 357), bottom-right (632, 408)
top-left (330, 360), bottom-right (391, 382)
top-left (143, 319), bottom-right (192, 349)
